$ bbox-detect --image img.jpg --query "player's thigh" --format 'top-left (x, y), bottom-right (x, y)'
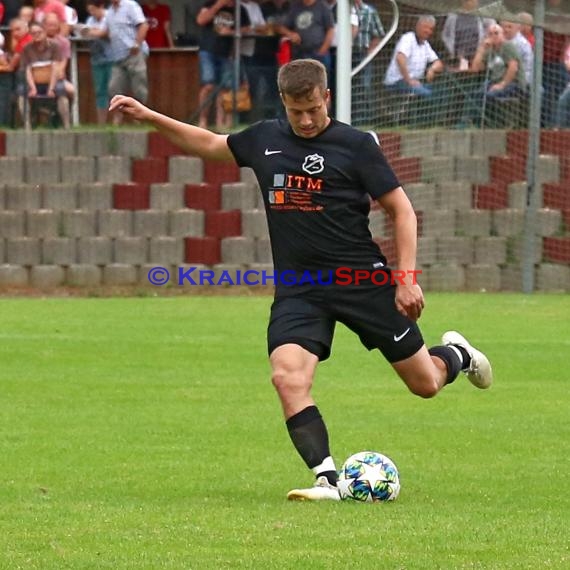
top-left (267, 295), bottom-right (335, 362)
top-left (329, 284), bottom-right (424, 363)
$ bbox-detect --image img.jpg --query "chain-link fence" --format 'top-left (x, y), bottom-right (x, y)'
top-left (350, 0), bottom-right (570, 292)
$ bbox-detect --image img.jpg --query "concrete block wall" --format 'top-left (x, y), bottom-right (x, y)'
top-left (374, 129), bottom-right (570, 291)
top-left (0, 131), bottom-right (257, 288)
top-left (0, 129), bottom-right (568, 291)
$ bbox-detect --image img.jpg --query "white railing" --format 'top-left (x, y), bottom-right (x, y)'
top-left (336, 0), bottom-right (400, 124)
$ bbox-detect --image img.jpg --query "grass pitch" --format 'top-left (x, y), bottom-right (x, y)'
top-left (0, 293), bottom-right (568, 569)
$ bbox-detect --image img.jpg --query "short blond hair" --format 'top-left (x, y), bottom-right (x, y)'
top-left (278, 59), bottom-right (328, 100)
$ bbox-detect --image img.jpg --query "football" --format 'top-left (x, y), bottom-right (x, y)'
top-left (337, 451), bottom-right (400, 502)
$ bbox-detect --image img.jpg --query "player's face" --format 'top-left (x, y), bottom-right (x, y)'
top-left (281, 87), bottom-right (331, 139)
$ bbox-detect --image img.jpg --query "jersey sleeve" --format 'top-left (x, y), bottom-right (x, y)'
top-left (323, 4), bottom-right (335, 29)
top-left (395, 33), bottom-right (412, 58)
top-left (130, 2), bottom-right (147, 27)
top-left (502, 42), bottom-right (519, 64)
top-left (354, 133), bottom-right (401, 200)
top-left (227, 123), bottom-right (260, 168)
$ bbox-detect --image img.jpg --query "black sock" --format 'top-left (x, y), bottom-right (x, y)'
top-left (429, 345), bottom-right (462, 384)
top-left (455, 346), bottom-right (471, 369)
top-left (317, 470), bottom-right (338, 486)
top-left (286, 405), bottom-right (337, 485)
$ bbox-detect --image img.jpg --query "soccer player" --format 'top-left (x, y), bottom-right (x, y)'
top-left (109, 59), bottom-right (493, 502)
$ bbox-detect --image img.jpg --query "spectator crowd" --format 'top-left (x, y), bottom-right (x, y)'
top-left (0, 0), bottom-right (568, 130)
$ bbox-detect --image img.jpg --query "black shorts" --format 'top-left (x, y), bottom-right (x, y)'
top-left (267, 283), bottom-right (424, 363)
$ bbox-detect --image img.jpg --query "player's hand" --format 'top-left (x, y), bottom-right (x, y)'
top-left (108, 95), bottom-right (151, 122)
top-left (395, 281), bottom-right (425, 322)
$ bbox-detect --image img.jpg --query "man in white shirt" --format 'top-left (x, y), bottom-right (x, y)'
top-left (384, 15), bottom-right (444, 97)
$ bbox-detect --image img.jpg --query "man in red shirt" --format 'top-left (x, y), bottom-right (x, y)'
top-left (33, 0), bottom-right (69, 35)
top-left (142, 0), bottom-right (174, 48)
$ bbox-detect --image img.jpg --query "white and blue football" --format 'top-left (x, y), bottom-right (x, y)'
top-left (338, 451), bottom-right (400, 502)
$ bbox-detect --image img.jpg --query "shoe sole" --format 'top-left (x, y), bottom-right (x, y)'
top-left (286, 489), bottom-right (340, 502)
top-left (442, 331), bottom-right (493, 389)
top-left (287, 490), bottom-right (310, 501)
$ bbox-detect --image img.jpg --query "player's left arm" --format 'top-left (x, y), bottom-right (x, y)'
top-left (377, 187), bottom-right (424, 321)
top-left (108, 95), bottom-right (234, 161)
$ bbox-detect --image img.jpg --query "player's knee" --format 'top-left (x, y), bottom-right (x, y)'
top-left (271, 367), bottom-right (311, 396)
top-left (408, 377), bottom-right (439, 399)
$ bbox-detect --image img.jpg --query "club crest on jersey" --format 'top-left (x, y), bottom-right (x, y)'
top-left (302, 153), bottom-right (324, 175)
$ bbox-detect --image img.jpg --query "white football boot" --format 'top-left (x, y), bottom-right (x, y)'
top-left (287, 476), bottom-right (340, 501)
top-left (442, 331), bottom-right (493, 389)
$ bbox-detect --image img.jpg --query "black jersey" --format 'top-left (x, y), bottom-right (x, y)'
top-left (227, 119), bottom-right (400, 290)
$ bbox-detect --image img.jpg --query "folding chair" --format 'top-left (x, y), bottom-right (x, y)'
top-left (25, 63), bottom-right (60, 129)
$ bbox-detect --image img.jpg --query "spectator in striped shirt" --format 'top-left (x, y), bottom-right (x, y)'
top-left (102, 0), bottom-right (149, 124)
top-left (352, 0), bottom-right (384, 126)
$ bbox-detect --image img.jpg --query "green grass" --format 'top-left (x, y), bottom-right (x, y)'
top-left (0, 293), bottom-right (568, 569)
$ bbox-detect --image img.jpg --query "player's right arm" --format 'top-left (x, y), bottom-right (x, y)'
top-left (108, 95), bottom-right (234, 162)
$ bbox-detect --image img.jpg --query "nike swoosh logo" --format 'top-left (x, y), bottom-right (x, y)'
top-left (264, 149), bottom-right (282, 155)
top-left (394, 328), bottom-right (411, 342)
